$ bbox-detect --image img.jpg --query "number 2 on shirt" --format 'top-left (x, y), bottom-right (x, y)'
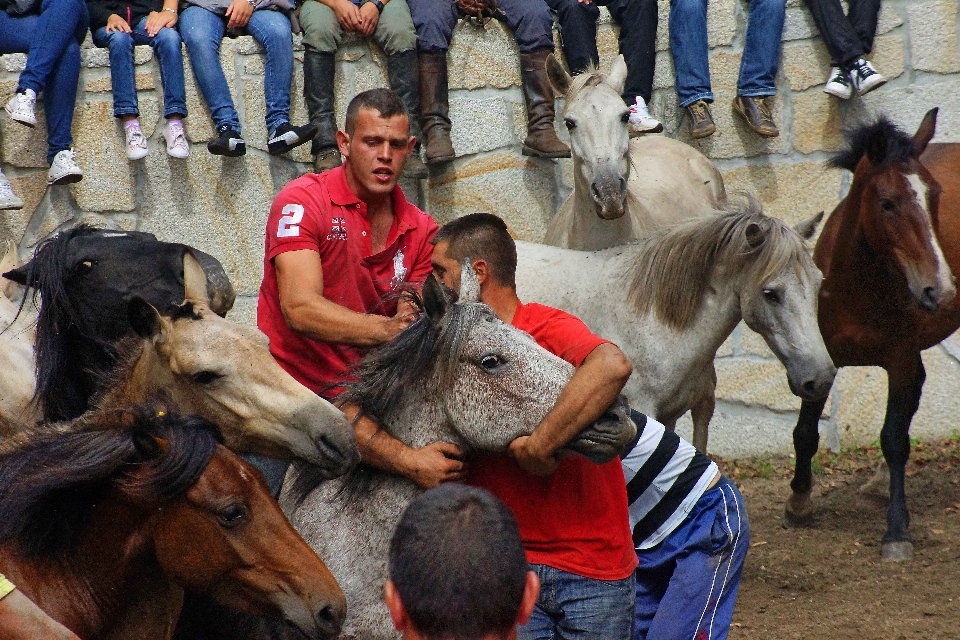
top-left (277, 204), bottom-right (305, 238)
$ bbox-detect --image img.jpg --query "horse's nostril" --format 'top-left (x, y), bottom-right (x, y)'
top-left (619, 176), bottom-right (626, 192)
top-left (921, 286), bottom-right (939, 310)
top-left (591, 183), bottom-right (602, 201)
top-left (802, 380), bottom-right (817, 396)
top-left (316, 604), bottom-right (343, 635)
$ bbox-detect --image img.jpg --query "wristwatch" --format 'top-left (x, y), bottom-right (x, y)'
top-left (370, 0), bottom-right (385, 13)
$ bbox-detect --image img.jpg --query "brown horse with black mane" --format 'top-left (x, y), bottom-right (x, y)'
top-left (0, 405), bottom-right (347, 640)
top-left (785, 108), bottom-right (960, 561)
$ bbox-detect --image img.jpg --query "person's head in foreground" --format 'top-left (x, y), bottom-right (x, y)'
top-left (385, 485), bottom-right (539, 640)
top-left (338, 88), bottom-right (415, 201)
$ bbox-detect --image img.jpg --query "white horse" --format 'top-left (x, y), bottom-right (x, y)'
top-left (282, 268), bottom-right (637, 640)
top-left (0, 241), bottom-right (36, 436)
top-left (543, 54), bottom-right (726, 250)
top-left (517, 203), bottom-right (836, 452)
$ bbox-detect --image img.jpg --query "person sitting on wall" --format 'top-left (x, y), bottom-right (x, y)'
top-left (545, 0), bottom-right (663, 136)
top-left (804, 0), bottom-right (885, 100)
top-left (669, 0), bottom-right (786, 139)
top-left (299, 0), bottom-right (427, 178)
top-left (88, 0), bottom-right (191, 160)
top-left (1, 0), bottom-right (88, 197)
top-left (409, 0), bottom-right (571, 164)
top-left (385, 485), bottom-right (540, 640)
top-left (178, 0), bottom-right (317, 157)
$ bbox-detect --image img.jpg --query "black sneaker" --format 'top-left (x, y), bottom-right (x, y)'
top-left (849, 59), bottom-right (886, 96)
top-left (208, 124), bottom-right (246, 157)
top-left (268, 122), bottom-right (319, 156)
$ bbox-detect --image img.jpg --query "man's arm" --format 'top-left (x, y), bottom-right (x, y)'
top-left (509, 343), bottom-right (632, 475)
top-left (275, 250), bottom-right (410, 346)
top-left (341, 402), bottom-right (466, 488)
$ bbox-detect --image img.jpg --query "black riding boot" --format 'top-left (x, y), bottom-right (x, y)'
top-left (388, 49), bottom-right (428, 179)
top-left (418, 52), bottom-right (456, 165)
top-left (520, 50), bottom-right (571, 158)
top-left (303, 49), bottom-right (341, 173)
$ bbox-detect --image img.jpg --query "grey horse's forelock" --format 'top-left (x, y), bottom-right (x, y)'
top-left (627, 195), bottom-right (810, 330)
top-left (561, 63), bottom-right (606, 113)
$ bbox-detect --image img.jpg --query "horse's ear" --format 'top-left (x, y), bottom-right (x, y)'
top-left (745, 222), bottom-right (765, 249)
top-left (546, 53), bottom-right (571, 96)
top-left (0, 241), bottom-right (19, 299)
top-left (913, 107), bottom-right (938, 156)
top-left (128, 297), bottom-right (163, 340)
top-left (459, 258), bottom-right (480, 303)
top-left (182, 250), bottom-right (211, 306)
top-left (2, 260), bottom-right (30, 287)
top-left (423, 274), bottom-right (454, 327)
top-left (606, 55), bottom-right (628, 95)
top-left (794, 211), bottom-right (825, 241)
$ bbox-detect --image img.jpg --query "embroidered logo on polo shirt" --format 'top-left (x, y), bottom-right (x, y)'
top-left (327, 216), bottom-right (347, 241)
top-left (390, 248), bottom-right (407, 289)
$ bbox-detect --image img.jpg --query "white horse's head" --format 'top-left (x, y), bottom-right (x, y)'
top-left (548, 53), bottom-right (631, 220)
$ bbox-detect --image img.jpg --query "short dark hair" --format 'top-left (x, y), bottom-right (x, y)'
top-left (389, 485), bottom-right (528, 640)
top-left (431, 213), bottom-right (517, 289)
top-left (344, 88), bottom-right (409, 135)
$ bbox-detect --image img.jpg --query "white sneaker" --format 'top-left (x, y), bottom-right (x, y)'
top-left (628, 96), bottom-right (663, 137)
top-left (5, 89), bottom-right (37, 128)
top-left (125, 125), bottom-right (149, 161)
top-left (163, 120), bottom-right (190, 159)
top-left (823, 66), bottom-right (853, 100)
top-left (849, 59), bottom-right (886, 96)
top-left (47, 149), bottom-right (83, 186)
top-left (0, 173), bottom-right (23, 210)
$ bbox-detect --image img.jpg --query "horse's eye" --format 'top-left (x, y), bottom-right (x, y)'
top-left (75, 260), bottom-right (94, 275)
top-left (762, 289), bottom-right (782, 304)
top-left (879, 198), bottom-right (896, 213)
top-left (621, 111), bottom-right (630, 123)
top-left (478, 355), bottom-right (503, 371)
top-left (218, 504), bottom-right (246, 527)
top-left (192, 371), bottom-right (222, 384)
top-left (564, 118), bottom-right (576, 130)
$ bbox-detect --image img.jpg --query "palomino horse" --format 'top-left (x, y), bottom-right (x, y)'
top-left (3, 225), bottom-right (235, 422)
top-left (785, 109), bottom-right (960, 561)
top-left (282, 270), bottom-right (637, 640)
top-left (0, 405), bottom-right (347, 640)
top-left (0, 241), bottom-right (35, 436)
top-left (516, 202), bottom-right (836, 452)
top-left (543, 54), bottom-right (725, 250)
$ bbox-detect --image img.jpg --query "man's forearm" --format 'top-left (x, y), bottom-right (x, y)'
top-left (344, 402), bottom-right (416, 474)
top-left (283, 296), bottom-right (403, 347)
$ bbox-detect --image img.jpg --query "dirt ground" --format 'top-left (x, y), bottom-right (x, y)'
top-left (715, 436), bottom-right (960, 640)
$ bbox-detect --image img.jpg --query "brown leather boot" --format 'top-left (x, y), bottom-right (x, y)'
top-left (685, 100), bottom-right (716, 139)
top-left (418, 52), bottom-right (455, 165)
top-left (732, 96), bottom-right (779, 137)
top-left (520, 50), bottom-right (570, 159)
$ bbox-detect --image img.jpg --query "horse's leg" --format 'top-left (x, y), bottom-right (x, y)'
top-left (879, 354), bottom-right (925, 562)
top-left (690, 365), bottom-right (717, 453)
top-left (784, 396), bottom-right (828, 527)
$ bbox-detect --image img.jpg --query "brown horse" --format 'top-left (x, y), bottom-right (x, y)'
top-left (0, 405), bottom-right (347, 640)
top-left (785, 108), bottom-right (960, 561)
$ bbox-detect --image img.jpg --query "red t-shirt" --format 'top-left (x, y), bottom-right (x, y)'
top-left (467, 302), bottom-right (638, 580)
top-left (257, 166), bottom-right (439, 396)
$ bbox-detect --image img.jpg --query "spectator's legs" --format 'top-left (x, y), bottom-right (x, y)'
top-left (92, 28), bottom-right (140, 119)
top-left (736, 0), bottom-right (785, 98)
top-left (605, 0), bottom-right (657, 105)
top-left (847, 0), bottom-right (882, 55)
top-left (669, 0), bottom-right (712, 108)
top-left (16, 0), bottom-right (88, 97)
top-left (179, 7), bottom-right (241, 132)
top-left (300, 0), bottom-right (344, 170)
top-left (409, 0), bottom-right (459, 163)
top-left (802, 0), bottom-right (867, 65)
top-left (245, 9), bottom-right (295, 135)
top-left (544, 0), bottom-right (601, 75)
top-left (144, 25), bottom-right (188, 119)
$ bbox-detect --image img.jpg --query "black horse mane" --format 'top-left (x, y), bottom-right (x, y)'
top-left (831, 115), bottom-right (917, 172)
top-left (0, 402), bottom-right (221, 559)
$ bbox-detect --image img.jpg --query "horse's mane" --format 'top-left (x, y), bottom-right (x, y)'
top-left (830, 116), bottom-right (917, 172)
top-left (627, 196), bottom-right (808, 330)
top-left (0, 402), bottom-right (221, 559)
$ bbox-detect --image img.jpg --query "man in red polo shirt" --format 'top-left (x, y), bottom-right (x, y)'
top-left (257, 88), bottom-right (456, 491)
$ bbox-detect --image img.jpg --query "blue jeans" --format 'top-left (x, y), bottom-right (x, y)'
top-left (0, 0), bottom-right (88, 163)
top-left (669, 0), bottom-right (785, 107)
top-left (179, 6), bottom-right (293, 132)
top-left (518, 565), bottom-right (635, 640)
top-left (92, 18), bottom-right (188, 119)
top-left (633, 477), bottom-right (749, 640)
top-left (408, 0), bottom-right (554, 54)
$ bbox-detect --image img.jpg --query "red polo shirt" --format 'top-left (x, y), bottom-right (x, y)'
top-left (467, 302), bottom-right (638, 581)
top-left (257, 166), bottom-right (438, 396)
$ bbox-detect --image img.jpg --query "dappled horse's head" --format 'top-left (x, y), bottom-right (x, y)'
top-left (120, 252), bottom-right (358, 477)
top-left (2, 225), bottom-right (236, 422)
top-left (547, 54), bottom-right (630, 220)
top-left (0, 405), bottom-right (346, 640)
top-left (831, 108), bottom-right (955, 312)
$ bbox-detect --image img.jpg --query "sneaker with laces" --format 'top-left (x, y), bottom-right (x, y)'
top-left (628, 96), bottom-right (663, 137)
top-left (5, 88), bottom-right (37, 128)
top-left (207, 124), bottom-right (246, 157)
top-left (685, 100), bottom-right (716, 139)
top-left (163, 120), bottom-right (190, 159)
top-left (268, 122), bottom-right (319, 156)
top-left (849, 59), bottom-right (886, 96)
top-left (125, 125), bottom-right (149, 161)
top-left (48, 149), bottom-right (83, 185)
top-left (0, 173), bottom-right (23, 210)
top-left (823, 66), bottom-right (853, 100)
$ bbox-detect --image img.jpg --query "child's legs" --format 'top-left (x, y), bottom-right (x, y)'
top-left (42, 39), bottom-right (81, 163)
top-left (130, 19), bottom-right (188, 118)
top-left (245, 10), bottom-right (294, 133)
top-left (179, 6), bottom-right (240, 130)
top-left (92, 28), bottom-right (139, 118)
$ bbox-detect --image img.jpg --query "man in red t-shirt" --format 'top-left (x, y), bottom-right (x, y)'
top-left (256, 88), bottom-right (456, 492)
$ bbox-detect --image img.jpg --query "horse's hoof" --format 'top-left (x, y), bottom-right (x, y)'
top-left (783, 491), bottom-right (814, 527)
top-left (881, 541), bottom-right (914, 562)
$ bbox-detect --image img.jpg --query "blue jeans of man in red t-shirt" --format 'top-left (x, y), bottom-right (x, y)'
top-left (519, 566), bottom-right (635, 639)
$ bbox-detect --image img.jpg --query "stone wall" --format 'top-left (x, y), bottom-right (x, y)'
top-left (2, 0), bottom-right (960, 457)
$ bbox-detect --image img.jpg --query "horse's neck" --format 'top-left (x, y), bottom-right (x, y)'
top-left (93, 342), bottom-right (159, 410)
top-left (385, 400), bottom-right (460, 450)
